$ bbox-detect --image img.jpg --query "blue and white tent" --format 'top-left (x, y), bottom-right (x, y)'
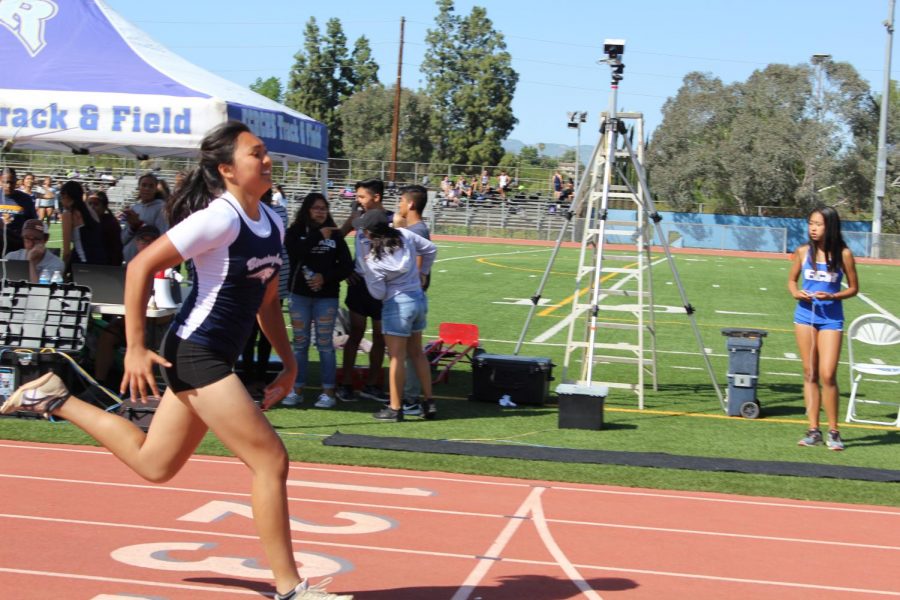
top-left (0, 0), bottom-right (327, 163)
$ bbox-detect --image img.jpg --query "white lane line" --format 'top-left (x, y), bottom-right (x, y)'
top-left (0, 567), bottom-right (262, 596)
top-left (784, 352), bottom-right (798, 359)
top-left (450, 487), bottom-right (544, 600)
top-left (498, 558), bottom-right (900, 597)
top-left (764, 371), bottom-right (802, 377)
top-left (672, 366), bottom-right (702, 371)
top-left (286, 480), bottom-right (434, 497)
top-left (715, 310), bottom-right (768, 316)
top-left (530, 491), bottom-right (604, 600)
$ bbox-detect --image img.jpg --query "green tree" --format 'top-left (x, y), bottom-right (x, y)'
top-left (423, 0), bottom-right (518, 166)
top-left (518, 145), bottom-right (540, 166)
top-left (285, 17), bottom-right (381, 158)
top-left (348, 35), bottom-right (380, 94)
top-left (339, 85), bottom-right (434, 164)
top-left (249, 76), bottom-right (283, 103)
top-left (285, 18), bottom-right (330, 132)
top-left (648, 62), bottom-right (878, 216)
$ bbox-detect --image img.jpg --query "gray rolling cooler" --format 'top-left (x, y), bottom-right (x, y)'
top-left (0, 281), bottom-right (95, 418)
top-left (721, 328), bottom-right (768, 419)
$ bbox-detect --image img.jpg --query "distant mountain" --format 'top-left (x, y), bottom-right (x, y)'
top-left (502, 139), bottom-right (593, 161)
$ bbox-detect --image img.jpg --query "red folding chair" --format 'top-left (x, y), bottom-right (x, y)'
top-left (424, 322), bottom-right (481, 384)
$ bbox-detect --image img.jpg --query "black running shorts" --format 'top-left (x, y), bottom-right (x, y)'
top-left (160, 329), bottom-right (235, 393)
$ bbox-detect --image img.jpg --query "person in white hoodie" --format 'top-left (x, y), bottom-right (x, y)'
top-left (357, 209), bottom-right (437, 422)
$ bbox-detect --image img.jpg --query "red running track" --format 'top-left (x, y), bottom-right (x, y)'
top-left (0, 441), bottom-right (898, 599)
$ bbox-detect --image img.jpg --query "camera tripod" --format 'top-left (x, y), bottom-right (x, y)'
top-left (515, 41), bottom-right (725, 410)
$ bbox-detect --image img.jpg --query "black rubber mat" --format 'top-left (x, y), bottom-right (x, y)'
top-left (322, 432), bottom-right (900, 483)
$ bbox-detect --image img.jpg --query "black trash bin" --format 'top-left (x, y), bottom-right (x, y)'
top-left (720, 328), bottom-right (768, 418)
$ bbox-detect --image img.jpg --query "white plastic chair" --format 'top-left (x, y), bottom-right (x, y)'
top-left (844, 313), bottom-right (900, 427)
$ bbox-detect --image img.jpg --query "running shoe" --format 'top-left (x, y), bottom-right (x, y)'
top-left (402, 400), bottom-right (422, 416)
top-left (335, 384), bottom-right (356, 402)
top-left (0, 371), bottom-right (70, 417)
top-left (359, 384), bottom-right (388, 402)
top-left (372, 406), bottom-right (403, 422)
top-left (275, 577), bottom-right (353, 600)
top-left (827, 429), bottom-right (845, 451)
top-left (314, 393), bottom-right (337, 408)
top-left (422, 399), bottom-right (438, 420)
top-left (797, 428), bottom-right (823, 447)
top-left (281, 391), bottom-right (302, 407)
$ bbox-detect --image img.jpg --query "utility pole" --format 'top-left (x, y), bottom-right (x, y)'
top-left (567, 111), bottom-right (587, 189)
top-left (873, 0), bottom-right (895, 258)
top-left (389, 17), bottom-right (405, 184)
top-left (810, 53), bottom-right (831, 203)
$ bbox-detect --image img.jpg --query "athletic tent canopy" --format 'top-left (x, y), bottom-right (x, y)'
top-left (0, 0), bottom-right (327, 163)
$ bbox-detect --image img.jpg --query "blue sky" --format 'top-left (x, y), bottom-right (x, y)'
top-left (106, 0), bottom-right (897, 152)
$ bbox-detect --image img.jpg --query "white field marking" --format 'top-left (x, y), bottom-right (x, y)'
top-left (672, 366), bottom-right (703, 371)
top-left (712, 284), bottom-right (720, 288)
top-left (715, 310), bottom-right (768, 316)
top-left (759, 287), bottom-right (768, 291)
top-left (493, 297), bottom-right (554, 306)
top-left (684, 258), bottom-right (708, 262)
top-left (434, 248), bottom-right (550, 264)
top-left (704, 348), bottom-right (713, 355)
top-left (765, 372), bottom-right (803, 377)
top-left (495, 559), bottom-right (900, 597)
top-left (784, 352), bottom-right (798, 359)
top-left (532, 257), bottom-right (667, 344)
top-left (529, 491), bottom-right (605, 600)
top-left (0, 567), bottom-right (267, 596)
top-left (871, 358), bottom-right (886, 365)
top-left (869, 379), bottom-right (899, 384)
top-left (451, 487), bottom-right (545, 600)
top-left (483, 272), bottom-right (493, 275)
top-left (439, 269), bottom-right (448, 273)
top-left (286, 479), bottom-right (435, 497)
top-left (3, 446), bottom-right (900, 518)
top-left (666, 281), bottom-right (673, 284)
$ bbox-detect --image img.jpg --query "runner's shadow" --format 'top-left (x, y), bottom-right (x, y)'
top-left (183, 576), bottom-right (272, 594)
top-left (356, 575), bottom-right (639, 599)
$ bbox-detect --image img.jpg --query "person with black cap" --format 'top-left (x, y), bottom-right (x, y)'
top-left (356, 209), bottom-right (438, 422)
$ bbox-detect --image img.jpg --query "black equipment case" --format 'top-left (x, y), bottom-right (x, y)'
top-left (470, 353), bottom-right (554, 406)
top-left (0, 281), bottom-right (93, 413)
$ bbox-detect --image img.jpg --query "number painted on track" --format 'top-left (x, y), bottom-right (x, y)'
top-left (178, 500), bottom-right (395, 534)
top-left (110, 542), bottom-right (345, 579)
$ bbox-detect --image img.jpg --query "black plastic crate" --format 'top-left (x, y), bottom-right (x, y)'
top-left (0, 281), bottom-right (92, 351)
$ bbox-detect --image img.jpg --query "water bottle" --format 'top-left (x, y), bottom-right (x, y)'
top-left (50, 270), bottom-right (64, 284)
top-left (38, 269), bottom-right (50, 284)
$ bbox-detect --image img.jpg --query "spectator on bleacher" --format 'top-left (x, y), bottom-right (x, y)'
top-left (60, 180), bottom-right (107, 268)
top-left (559, 179), bottom-right (575, 203)
top-left (497, 170), bottom-right (510, 199)
top-left (121, 173), bottom-right (168, 262)
top-left (156, 178), bottom-right (172, 202)
top-left (440, 175), bottom-right (452, 197)
top-left (18, 172), bottom-right (37, 200)
top-left (479, 169), bottom-right (490, 193)
top-left (357, 209), bottom-right (437, 423)
top-left (88, 190), bottom-right (125, 266)
top-left (282, 192), bottom-right (353, 408)
top-left (552, 170), bottom-right (563, 199)
top-left (1, 167), bottom-right (38, 253)
top-left (35, 175), bottom-right (59, 225)
top-left (272, 184), bottom-right (286, 207)
top-left (3, 218), bottom-right (64, 282)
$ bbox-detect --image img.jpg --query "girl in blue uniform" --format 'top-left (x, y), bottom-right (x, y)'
top-left (788, 206), bottom-right (858, 451)
top-left (1, 122), bottom-right (351, 600)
